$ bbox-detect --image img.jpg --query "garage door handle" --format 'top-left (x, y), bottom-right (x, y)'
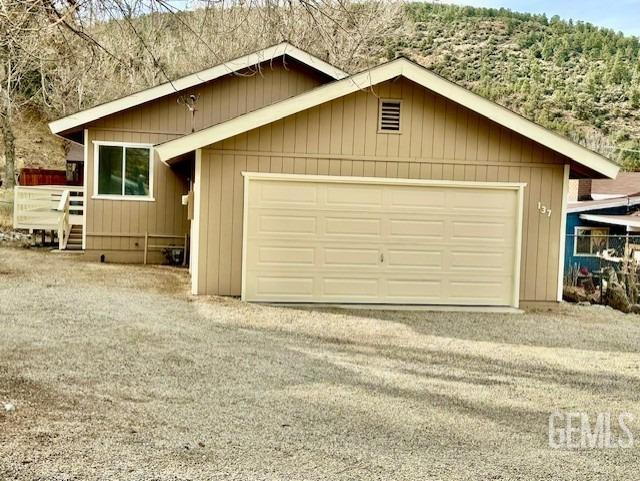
top-left (380, 253), bottom-right (384, 263)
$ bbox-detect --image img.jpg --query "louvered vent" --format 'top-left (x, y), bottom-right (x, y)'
top-left (379, 100), bottom-right (401, 132)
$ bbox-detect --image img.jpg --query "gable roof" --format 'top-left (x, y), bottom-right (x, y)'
top-left (49, 42), bottom-right (347, 137)
top-left (591, 172), bottom-right (640, 196)
top-left (155, 57), bottom-right (619, 179)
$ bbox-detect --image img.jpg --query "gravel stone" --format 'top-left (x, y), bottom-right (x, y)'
top-left (1, 247), bottom-right (639, 480)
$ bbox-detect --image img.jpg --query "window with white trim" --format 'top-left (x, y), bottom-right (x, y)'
top-left (96, 144), bottom-right (152, 198)
top-left (575, 227), bottom-right (608, 256)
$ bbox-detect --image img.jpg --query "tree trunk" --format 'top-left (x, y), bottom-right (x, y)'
top-left (0, 115), bottom-right (16, 189)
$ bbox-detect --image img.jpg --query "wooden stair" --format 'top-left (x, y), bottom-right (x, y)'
top-left (65, 224), bottom-right (83, 251)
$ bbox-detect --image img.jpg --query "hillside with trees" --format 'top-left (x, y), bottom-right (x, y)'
top-left (1, 1), bottom-right (639, 184)
top-left (400, 3), bottom-right (640, 169)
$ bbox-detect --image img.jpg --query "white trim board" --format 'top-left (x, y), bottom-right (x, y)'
top-left (82, 129), bottom-right (88, 250)
top-left (267, 303), bottom-right (525, 314)
top-left (567, 196), bottom-right (640, 213)
top-left (191, 149), bottom-right (202, 295)
top-left (556, 164), bottom-right (570, 301)
top-left (579, 214), bottom-right (640, 229)
top-left (155, 58), bottom-right (619, 179)
top-left (241, 171), bottom-right (527, 190)
top-left (49, 43), bottom-right (347, 136)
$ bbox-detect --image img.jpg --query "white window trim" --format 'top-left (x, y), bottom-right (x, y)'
top-left (92, 141), bottom-right (155, 201)
top-left (573, 226), bottom-right (609, 257)
top-left (377, 98), bottom-right (402, 134)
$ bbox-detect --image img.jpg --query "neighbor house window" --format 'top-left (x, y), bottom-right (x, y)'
top-left (96, 144), bottom-right (152, 198)
top-left (575, 227), bottom-right (609, 256)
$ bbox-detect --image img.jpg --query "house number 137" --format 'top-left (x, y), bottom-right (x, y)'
top-left (538, 202), bottom-right (552, 217)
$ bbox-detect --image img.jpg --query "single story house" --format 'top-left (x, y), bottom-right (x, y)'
top-left (565, 177), bottom-right (640, 273)
top-left (48, 42), bottom-right (619, 310)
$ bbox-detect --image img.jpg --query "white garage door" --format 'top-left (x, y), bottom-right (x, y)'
top-left (242, 173), bottom-right (523, 307)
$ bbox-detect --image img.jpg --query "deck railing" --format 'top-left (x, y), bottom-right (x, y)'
top-left (56, 190), bottom-right (72, 250)
top-left (13, 186), bottom-right (84, 248)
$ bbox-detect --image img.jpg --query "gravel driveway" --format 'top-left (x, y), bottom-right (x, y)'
top-left (1, 248), bottom-right (639, 480)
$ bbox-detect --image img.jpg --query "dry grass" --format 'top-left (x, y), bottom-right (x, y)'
top-left (0, 111), bottom-right (66, 177)
top-left (1, 247), bottom-right (639, 480)
top-left (0, 189), bottom-right (13, 230)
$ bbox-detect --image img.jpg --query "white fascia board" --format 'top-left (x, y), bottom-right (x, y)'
top-left (399, 62), bottom-right (619, 179)
top-left (156, 58), bottom-right (619, 179)
top-left (579, 214), bottom-right (640, 228)
top-left (49, 43), bottom-right (347, 135)
top-left (567, 196), bottom-right (640, 213)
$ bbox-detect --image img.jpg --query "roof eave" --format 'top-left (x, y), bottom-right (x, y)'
top-left (567, 196), bottom-right (640, 213)
top-left (579, 213), bottom-right (640, 229)
top-left (399, 62), bottom-right (619, 179)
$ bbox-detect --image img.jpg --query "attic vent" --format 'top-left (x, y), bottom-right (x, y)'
top-left (379, 99), bottom-right (401, 132)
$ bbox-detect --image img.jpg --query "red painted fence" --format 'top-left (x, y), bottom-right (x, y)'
top-left (19, 168), bottom-right (67, 186)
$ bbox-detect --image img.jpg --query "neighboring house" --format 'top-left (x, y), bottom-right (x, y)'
top-left (565, 177), bottom-right (640, 273)
top-left (18, 141), bottom-right (84, 186)
top-left (65, 141), bottom-right (84, 186)
top-left (569, 173), bottom-right (640, 201)
top-left (48, 42), bottom-right (619, 310)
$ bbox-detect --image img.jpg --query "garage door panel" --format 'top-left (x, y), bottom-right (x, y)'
top-left (385, 249), bottom-right (443, 268)
top-left (258, 181), bottom-right (318, 205)
top-left (448, 279), bottom-right (511, 304)
top-left (254, 275), bottom-right (315, 296)
top-left (451, 221), bottom-right (513, 241)
top-left (386, 279), bottom-right (443, 300)
top-left (449, 250), bottom-right (513, 272)
top-left (324, 247), bottom-right (380, 267)
top-left (256, 246), bottom-right (316, 266)
top-left (450, 190), bottom-right (516, 213)
top-left (389, 219), bottom-right (446, 240)
top-left (322, 278), bottom-right (380, 297)
top-left (389, 187), bottom-right (447, 210)
top-left (325, 185), bottom-right (383, 207)
top-left (258, 214), bottom-right (317, 234)
top-left (325, 217), bottom-right (381, 236)
top-left (244, 176), bottom-right (521, 306)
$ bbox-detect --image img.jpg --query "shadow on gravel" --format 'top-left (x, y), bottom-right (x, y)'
top-left (263, 323), bottom-right (640, 404)
top-left (281, 305), bottom-right (640, 353)
top-left (0, 361), bottom-right (70, 429)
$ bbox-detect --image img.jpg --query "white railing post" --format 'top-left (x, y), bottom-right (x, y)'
top-left (13, 185), bottom-right (18, 229)
top-left (55, 190), bottom-right (71, 250)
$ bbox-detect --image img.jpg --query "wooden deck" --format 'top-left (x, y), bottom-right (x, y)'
top-left (13, 185), bottom-right (84, 250)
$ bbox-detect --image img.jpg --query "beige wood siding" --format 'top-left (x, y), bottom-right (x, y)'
top-left (244, 175), bottom-right (522, 306)
top-left (91, 59), bottom-right (327, 136)
top-left (84, 128), bottom-right (190, 262)
top-left (84, 59), bottom-right (327, 262)
top-left (197, 78), bottom-right (568, 303)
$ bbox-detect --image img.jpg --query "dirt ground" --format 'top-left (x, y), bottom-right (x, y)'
top-left (1, 248), bottom-right (639, 480)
